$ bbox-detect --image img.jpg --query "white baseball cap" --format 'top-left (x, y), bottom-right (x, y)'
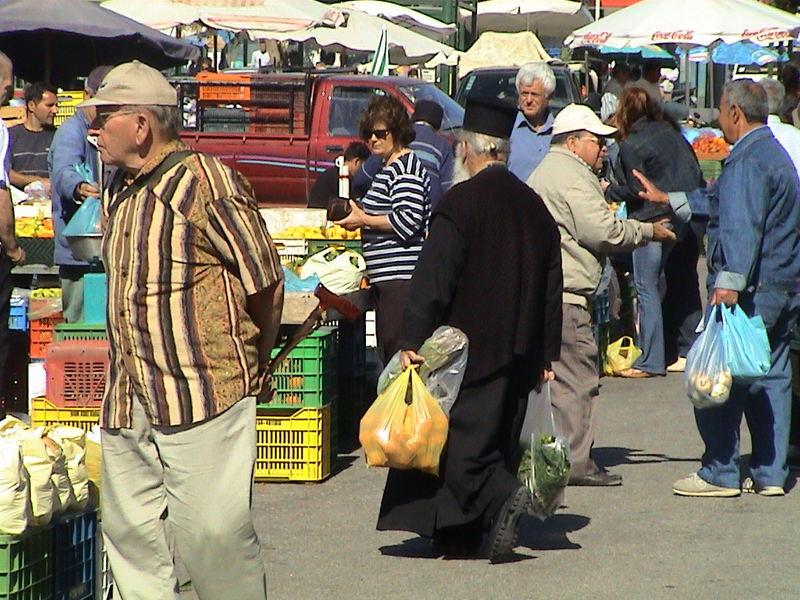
top-left (552, 104), bottom-right (617, 137)
top-left (78, 61), bottom-right (177, 107)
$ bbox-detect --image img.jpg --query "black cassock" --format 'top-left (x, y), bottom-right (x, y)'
top-left (377, 164), bottom-right (563, 538)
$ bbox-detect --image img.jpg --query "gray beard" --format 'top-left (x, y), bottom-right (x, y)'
top-left (451, 143), bottom-right (471, 186)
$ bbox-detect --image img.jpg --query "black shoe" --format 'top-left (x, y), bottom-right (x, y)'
top-left (486, 486), bottom-right (532, 564)
top-left (568, 470), bottom-right (623, 487)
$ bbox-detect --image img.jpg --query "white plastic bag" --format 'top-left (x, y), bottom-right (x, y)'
top-left (377, 326), bottom-right (469, 416)
top-left (299, 247), bottom-right (365, 294)
top-left (44, 437), bottom-right (75, 514)
top-left (48, 427), bottom-right (89, 510)
top-left (0, 438), bottom-right (30, 534)
top-left (13, 430), bottom-right (55, 527)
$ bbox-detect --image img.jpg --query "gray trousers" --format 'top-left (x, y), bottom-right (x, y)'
top-left (101, 396), bottom-right (267, 600)
top-left (550, 303), bottom-right (601, 478)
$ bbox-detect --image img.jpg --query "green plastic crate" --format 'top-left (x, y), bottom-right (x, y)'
top-left (53, 323), bottom-right (107, 343)
top-left (261, 328), bottom-right (337, 409)
top-left (0, 525), bottom-right (54, 600)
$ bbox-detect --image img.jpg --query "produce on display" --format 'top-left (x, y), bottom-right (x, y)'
top-left (274, 224), bottom-right (361, 240)
top-left (14, 216), bottom-right (54, 238)
top-left (691, 134), bottom-right (729, 159)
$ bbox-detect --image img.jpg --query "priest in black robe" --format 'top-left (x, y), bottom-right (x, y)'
top-left (376, 97), bottom-right (563, 562)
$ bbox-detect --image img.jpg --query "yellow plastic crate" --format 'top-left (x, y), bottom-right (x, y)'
top-left (255, 405), bottom-right (331, 482)
top-left (54, 90), bottom-right (85, 127)
top-left (31, 397), bottom-right (100, 432)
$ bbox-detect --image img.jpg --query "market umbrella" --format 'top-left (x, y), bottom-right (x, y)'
top-left (101, 0), bottom-right (345, 35)
top-left (263, 7), bottom-right (458, 66)
top-left (335, 1), bottom-right (456, 40)
top-left (371, 25), bottom-right (389, 76)
top-left (0, 0), bottom-right (200, 87)
top-left (712, 41), bottom-right (784, 66)
top-left (459, 31), bottom-right (550, 74)
top-left (565, 0), bottom-right (800, 49)
top-left (475, 0), bottom-right (593, 44)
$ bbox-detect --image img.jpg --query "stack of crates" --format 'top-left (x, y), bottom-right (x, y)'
top-left (256, 328), bottom-right (337, 482)
top-left (54, 91), bottom-right (85, 127)
top-left (29, 298), bottom-right (64, 360)
top-left (0, 524), bottom-right (53, 600)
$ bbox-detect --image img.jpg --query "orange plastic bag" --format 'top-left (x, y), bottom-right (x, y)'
top-left (359, 367), bottom-right (449, 475)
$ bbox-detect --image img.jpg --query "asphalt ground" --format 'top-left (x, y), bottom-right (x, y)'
top-left (248, 372), bottom-right (800, 600)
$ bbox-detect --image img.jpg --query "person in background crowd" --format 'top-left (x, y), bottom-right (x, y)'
top-left (48, 65), bottom-right (113, 323)
top-left (627, 62), bottom-right (662, 105)
top-left (760, 78), bottom-right (800, 173)
top-left (605, 87), bottom-right (704, 378)
top-left (529, 104), bottom-right (675, 486)
top-left (636, 80), bottom-right (800, 497)
top-left (251, 39), bottom-right (272, 69)
top-left (334, 95), bottom-right (430, 364)
top-left (8, 82), bottom-right (58, 194)
top-left (82, 61), bottom-right (282, 599)
top-left (507, 62), bottom-right (556, 182)
top-left (379, 97), bottom-right (562, 562)
top-left (0, 52), bottom-right (26, 414)
top-left (353, 99), bottom-right (454, 210)
top-left (605, 63), bottom-right (632, 99)
top-left (778, 63), bottom-right (800, 125)
top-left (307, 141), bottom-right (370, 209)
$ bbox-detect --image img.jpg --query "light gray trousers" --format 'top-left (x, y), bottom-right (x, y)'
top-left (101, 396), bottom-right (267, 600)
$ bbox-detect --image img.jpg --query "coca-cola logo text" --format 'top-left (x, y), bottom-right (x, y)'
top-left (742, 28), bottom-right (792, 43)
top-left (581, 32), bottom-right (613, 45)
top-left (651, 30), bottom-right (695, 42)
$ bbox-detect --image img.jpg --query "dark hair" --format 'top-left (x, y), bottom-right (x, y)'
top-left (358, 95), bottom-right (415, 147)
top-left (723, 79), bottom-right (769, 125)
top-left (642, 63), bottom-right (661, 78)
top-left (612, 63), bottom-right (631, 78)
top-left (781, 64), bottom-right (800, 94)
top-left (344, 141), bottom-right (370, 162)
top-left (616, 86), bottom-right (677, 140)
top-left (24, 82), bottom-right (56, 106)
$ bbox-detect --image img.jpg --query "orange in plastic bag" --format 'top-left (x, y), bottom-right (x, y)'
top-left (359, 367), bottom-right (449, 475)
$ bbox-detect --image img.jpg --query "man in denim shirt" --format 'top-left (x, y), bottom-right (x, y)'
top-left (636, 79), bottom-right (800, 497)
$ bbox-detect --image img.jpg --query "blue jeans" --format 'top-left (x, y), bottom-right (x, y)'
top-left (695, 291), bottom-right (800, 489)
top-left (631, 222), bottom-right (683, 374)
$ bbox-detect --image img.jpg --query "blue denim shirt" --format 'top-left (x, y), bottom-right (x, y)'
top-left (507, 111), bottom-right (554, 182)
top-left (671, 126), bottom-right (800, 293)
top-left (47, 111), bottom-right (97, 266)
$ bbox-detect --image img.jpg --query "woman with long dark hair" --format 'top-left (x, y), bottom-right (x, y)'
top-left (335, 95), bottom-right (431, 363)
top-left (606, 86), bottom-right (704, 377)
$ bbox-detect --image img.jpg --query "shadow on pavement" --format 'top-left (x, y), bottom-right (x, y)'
top-left (330, 455), bottom-right (359, 477)
top-left (593, 446), bottom-right (699, 467)
top-left (378, 536), bottom-right (536, 564)
top-left (518, 513), bottom-right (589, 551)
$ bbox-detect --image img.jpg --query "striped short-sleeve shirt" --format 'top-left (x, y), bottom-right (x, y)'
top-left (361, 151), bottom-right (430, 283)
top-left (101, 141), bottom-right (282, 428)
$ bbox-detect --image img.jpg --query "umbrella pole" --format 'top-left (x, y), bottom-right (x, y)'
top-left (214, 29), bottom-right (218, 70)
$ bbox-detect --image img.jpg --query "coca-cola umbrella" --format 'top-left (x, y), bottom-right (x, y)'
top-left (0, 0), bottom-right (201, 87)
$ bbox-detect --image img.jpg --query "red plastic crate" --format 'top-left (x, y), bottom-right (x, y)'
top-left (45, 340), bottom-right (109, 408)
top-left (30, 312), bottom-right (64, 359)
top-left (196, 71), bottom-right (251, 102)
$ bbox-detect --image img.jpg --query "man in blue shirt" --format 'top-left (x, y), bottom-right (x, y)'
top-left (635, 80), bottom-right (800, 498)
top-left (507, 62), bottom-right (556, 182)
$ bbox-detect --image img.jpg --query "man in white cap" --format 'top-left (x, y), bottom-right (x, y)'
top-left (528, 104), bottom-right (675, 487)
top-left (80, 61), bottom-right (282, 600)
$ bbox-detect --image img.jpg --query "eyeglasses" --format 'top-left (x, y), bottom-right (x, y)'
top-left (581, 135), bottom-right (606, 148)
top-left (367, 129), bottom-right (390, 140)
top-left (92, 109), bottom-right (137, 129)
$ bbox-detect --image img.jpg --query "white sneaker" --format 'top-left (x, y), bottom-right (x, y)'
top-left (742, 477), bottom-right (785, 496)
top-left (667, 357), bottom-right (687, 373)
top-left (672, 473), bottom-right (740, 497)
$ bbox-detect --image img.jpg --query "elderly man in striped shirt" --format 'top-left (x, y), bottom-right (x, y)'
top-left (80, 61), bottom-right (283, 600)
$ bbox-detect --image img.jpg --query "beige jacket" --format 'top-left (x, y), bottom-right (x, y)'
top-left (528, 146), bottom-right (653, 307)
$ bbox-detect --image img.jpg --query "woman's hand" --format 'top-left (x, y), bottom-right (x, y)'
top-left (334, 200), bottom-right (366, 231)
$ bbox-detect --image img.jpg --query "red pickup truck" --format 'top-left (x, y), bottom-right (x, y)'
top-left (177, 72), bottom-right (464, 207)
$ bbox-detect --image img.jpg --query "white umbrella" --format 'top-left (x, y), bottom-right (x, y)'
top-left (459, 31), bottom-right (550, 74)
top-left (475, 0), bottom-right (593, 43)
top-left (565, 0), bottom-right (800, 49)
top-left (371, 25), bottom-right (389, 76)
top-left (261, 8), bottom-right (458, 65)
top-left (336, 1), bottom-right (456, 39)
top-left (101, 0), bottom-right (343, 34)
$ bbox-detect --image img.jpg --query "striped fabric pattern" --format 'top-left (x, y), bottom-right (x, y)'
top-left (102, 141), bottom-right (282, 428)
top-left (361, 151), bottom-right (430, 283)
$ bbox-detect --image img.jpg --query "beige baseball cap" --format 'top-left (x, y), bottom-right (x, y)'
top-left (552, 103), bottom-right (617, 137)
top-left (78, 61), bottom-right (177, 107)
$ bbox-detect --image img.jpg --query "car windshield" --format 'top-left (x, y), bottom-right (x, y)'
top-left (398, 84), bottom-right (464, 132)
top-left (458, 69), bottom-right (575, 114)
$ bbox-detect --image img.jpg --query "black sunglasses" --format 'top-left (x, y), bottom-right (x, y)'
top-left (367, 129), bottom-right (390, 140)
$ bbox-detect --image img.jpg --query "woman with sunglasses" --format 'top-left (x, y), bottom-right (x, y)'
top-left (605, 86), bottom-right (704, 378)
top-left (336, 95), bottom-right (431, 363)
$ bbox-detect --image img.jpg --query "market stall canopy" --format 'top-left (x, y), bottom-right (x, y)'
top-left (474, 0), bottom-right (593, 44)
top-left (0, 0), bottom-right (200, 86)
top-left (565, 0), bottom-right (800, 49)
top-left (101, 0), bottom-right (344, 34)
top-left (262, 8), bottom-right (458, 66)
top-left (685, 41), bottom-right (784, 66)
top-left (459, 31), bottom-right (549, 74)
top-left (335, 1), bottom-right (456, 40)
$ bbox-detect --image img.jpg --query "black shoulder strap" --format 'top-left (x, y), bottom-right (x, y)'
top-left (115, 150), bottom-right (196, 205)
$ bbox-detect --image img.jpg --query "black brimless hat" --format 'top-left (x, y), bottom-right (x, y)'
top-left (412, 99), bottom-right (444, 130)
top-left (462, 96), bottom-right (518, 139)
